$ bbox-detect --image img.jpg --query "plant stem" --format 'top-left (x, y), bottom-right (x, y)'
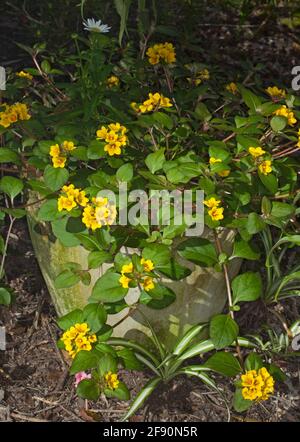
top-left (0, 216), bottom-right (15, 280)
top-left (214, 230), bottom-right (244, 367)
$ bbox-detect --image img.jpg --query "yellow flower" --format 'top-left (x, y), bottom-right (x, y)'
top-left (266, 86), bottom-right (286, 100)
top-left (273, 105), bottom-right (297, 126)
top-left (218, 169), bottom-right (230, 177)
top-left (130, 102), bottom-right (140, 112)
top-left (105, 371), bottom-right (119, 390)
top-left (61, 322), bottom-right (96, 358)
top-left (146, 42), bottom-right (176, 65)
top-left (52, 156), bottom-right (67, 168)
top-left (50, 144), bottom-right (61, 157)
top-left (96, 126), bottom-right (108, 139)
top-left (82, 206), bottom-right (99, 230)
top-left (226, 82), bottom-right (238, 94)
top-left (208, 206), bottom-right (224, 221)
top-left (62, 140), bottom-right (76, 151)
top-left (106, 75), bottom-right (120, 88)
top-left (258, 160), bottom-right (272, 175)
top-left (204, 197), bottom-right (221, 208)
top-left (105, 130), bottom-right (118, 144)
top-left (198, 68), bottom-right (210, 81)
top-left (76, 190), bottom-right (89, 207)
top-left (140, 258), bottom-right (155, 272)
top-left (121, 262), bottom-right (134, 274)
top-left (141, 276), bottom-right (155, 291)
top-left (209, 157), bottom-right (222, 165)
top-left (57, 196), bottom-right (77, 212)
top-left (241, 368), bottom-right (274, 401)
top-left (119, 274), bottom-right (131, 289)
top-left (16, 70), bottom-right (33, 80)
top-left (104, 141), bottom-right (122, 156)
top-left (75, 323), bottom-right (90, 333)
top-left (82, 199), bottom-right (117, 230)
top-left (0, 102), bottom-right (30, 127)
top-left (248, 146), bottom-right (266, 158)
top-left (139, 92), bottom-right (172, 113)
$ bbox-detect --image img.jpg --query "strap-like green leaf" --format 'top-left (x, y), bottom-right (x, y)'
top-left (121, 377), bottom-right (161, 421)
top-left (173, 323), bottom-right (208, 356)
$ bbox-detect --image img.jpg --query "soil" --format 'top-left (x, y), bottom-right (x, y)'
top-left (0, 220), bottom-right (299, 422)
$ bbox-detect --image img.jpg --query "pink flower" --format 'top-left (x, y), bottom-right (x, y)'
top-left (74, 371), bottom-right (91, 388)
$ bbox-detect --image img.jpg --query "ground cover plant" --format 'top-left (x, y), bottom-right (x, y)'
top-left (0, 0), bottom-right (299, 423)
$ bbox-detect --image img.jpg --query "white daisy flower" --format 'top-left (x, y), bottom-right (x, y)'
top-left (83, 18), bottom-right (111, 33)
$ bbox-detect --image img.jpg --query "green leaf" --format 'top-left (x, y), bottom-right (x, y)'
top-left (195, 102), bottom-right (212, 121)
top-left (88, 251), bottom-right (112, 269)
top-left (271, 202), bottom-right (295, 219)
top-left (57, 309), bottom-right (83, 330)
top-left (158, 258), bottom-right (192, 280)
top-left (209, 315), bottom-right (239, 350)
top-left (75, 233), bottom-right (102, 251)
top-left (233, 388), bottom-right (252, 412)
top-left (153, 112), bottom-right (173, 129)
top-left (244, 352), bottom-right (263, 371)
top-left (0, 176), bottom-right (23, 200)
top-left (246, 212), bottom-right (266, 234)
top-left (70, 350), bottom-right (100, 375)
top-left (116, 163), bottom-right (133, 182)
top-left (258, 172), bottom-right (278, 194)
top-left (0, 148), bottom-right (20, 164)
top-left (52, 218), bottom-right (81, 247)
top-left (54, 269), bottom-right (81, 289)
top-left (177, 238), bottom-right (218, 267)
top-left (204, 351), bottom-right (242, 376)
top-left (142, 244), bottom-right (170, 268)
top-left (38, 199), bottom-right (61, 221)
top-left (173, 324), bottom-right (208, 356)
top-left (98, 353), bottom-right (118, 376)
top-left (232, 272), bottom-right (262, 305)
top-left (117, 348), bottom-right (143, 370)
top-left (121, 377), bottom-right (161, 421)
top-left (114, 0), bottom-right (132, 46)
top-left (90, 272), bottom-right (128, 303)
top-left (76, 379), bottom-right (100, 401)
top-left (239, 86), bottom-right (262, 112)
top-left (140, 284), bottom-right (176, 309)
top-left (83, 303), bottom-right (107, 333)
top-left (270, 116), bottom-right (287, 132)
top-left (43, 165), bottom-right (69, 191)
top-left (0, 287), bottom-right (11, 306)
top-left (232, 239), bottom-right (260, 260)
top-left (145, 148), bottom-right (166, 174)
top-left (105, 381), bottom-right (130, 400)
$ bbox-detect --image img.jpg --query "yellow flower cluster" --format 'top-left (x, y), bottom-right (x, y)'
top-left (0, 102), bottom-right (31, 128)
top-left (119, 258), bottom-right (155, 291)
top-left (273, 105), bottom-right (297, 126)
top-left (241, 367), bottom-right (275, 401)
top-left (50, 140), bottom-right (76, 168)
top-left (106, 75), bottom-right (119, 88)
top-left (16, 71), bottom-right (33, 81)
top-left (204, 197), bottom-right (224, 221)
top-left (258, 160), bottom-right (272, 175)
top-left (266, 86), bottom-right (286, 100)
top-left (96, 122), bottom-right (128, 156)
top-left (82, 197), bottom-right (117, 230)
top-left (248, 146), bottom-right (272, 175)
top-left (209, 157), bottom-right (230, 177)
top-left (131, 92), bottom-right (172, 114)
top-left (57, 184), bottom-right (89, 212)
top-left (61, 323), bottom-right (97, 359)
top-left (226, 82), bottom-right (238, 95)
top-left (104, 371), bottom-right (119, 390)
top-left (146, 42), bottom-right (176, 65)
top-left (248, 146), bottom-right (266, 158)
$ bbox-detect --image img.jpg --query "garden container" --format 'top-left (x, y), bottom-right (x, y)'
top-left (27, 202), bottom-right (241, 348)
